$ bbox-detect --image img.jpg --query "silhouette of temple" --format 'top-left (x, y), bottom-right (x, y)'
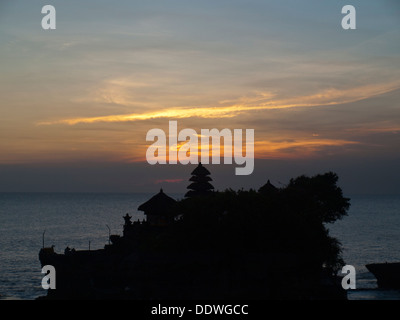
top-left (38, 168), bottom-right (350, 300)
top-left (185, 162), bottom-right (214, 198)
top-left (138, 189), bottom-right (177, 226)
top-left (258, 179), bottom-right (278, 195)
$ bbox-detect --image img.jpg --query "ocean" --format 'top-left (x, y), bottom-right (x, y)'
top-left (328, 195), bottom-right (400, 300)
top-left (0, 193), bottom-right (399, 300)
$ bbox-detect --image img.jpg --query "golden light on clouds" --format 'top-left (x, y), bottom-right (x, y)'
top-left (30, 81), bottom-right (397, 164)
top-left (37, 82), bottom-right (400, 126)
top-left (255, 139), bottom-right (360, 159)
top-left (1, 1), bottom-right (400, 192)
top-left (142, 136), bottom-right (358, 163)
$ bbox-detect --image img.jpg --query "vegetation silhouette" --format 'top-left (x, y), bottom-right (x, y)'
top-left (158, 172), bottom-right (347, 261)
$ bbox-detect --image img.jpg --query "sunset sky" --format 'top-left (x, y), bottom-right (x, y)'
top-left (0, 0), bottom-right (399, 194)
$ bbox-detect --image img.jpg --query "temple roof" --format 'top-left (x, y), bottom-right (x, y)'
top-left (138, 189), bottom-right (177, 215)
top-left (185, 163), bottom-right (214, 198)
top-left (191, 162), bottom-right (211, 176)
top-left (187, 182), bottom-right (215, 191)
top-left (189, 175), bottom-right (212, 182)
top-left (258, 180), bottom-right (278, 194)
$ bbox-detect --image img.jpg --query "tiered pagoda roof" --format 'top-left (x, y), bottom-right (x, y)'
top-left (185, 163), bottom-right (214, 198)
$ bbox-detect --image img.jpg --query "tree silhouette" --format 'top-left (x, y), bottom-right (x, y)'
top-left (166, 172), bottom-right (349, 276)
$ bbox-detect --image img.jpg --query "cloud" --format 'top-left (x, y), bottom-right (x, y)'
top-left (37, 82), bottom-right (400, 126)
top-left (255, 139), bottom-right (360, 159)
top-left (346, 127), bottom-right (400, 134)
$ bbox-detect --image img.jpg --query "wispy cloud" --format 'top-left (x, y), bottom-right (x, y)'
top-left (346, 127), bottom-right (400, 134)
top-left (255, 139), bottom-right (360, 159)
top-left (37, 82), bottom-right (400, 126)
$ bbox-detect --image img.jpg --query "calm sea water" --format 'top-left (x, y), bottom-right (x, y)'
top-left (0, 193), bottom-right (399, 300)
top-left (328, 195), bottom-right (400, 300)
